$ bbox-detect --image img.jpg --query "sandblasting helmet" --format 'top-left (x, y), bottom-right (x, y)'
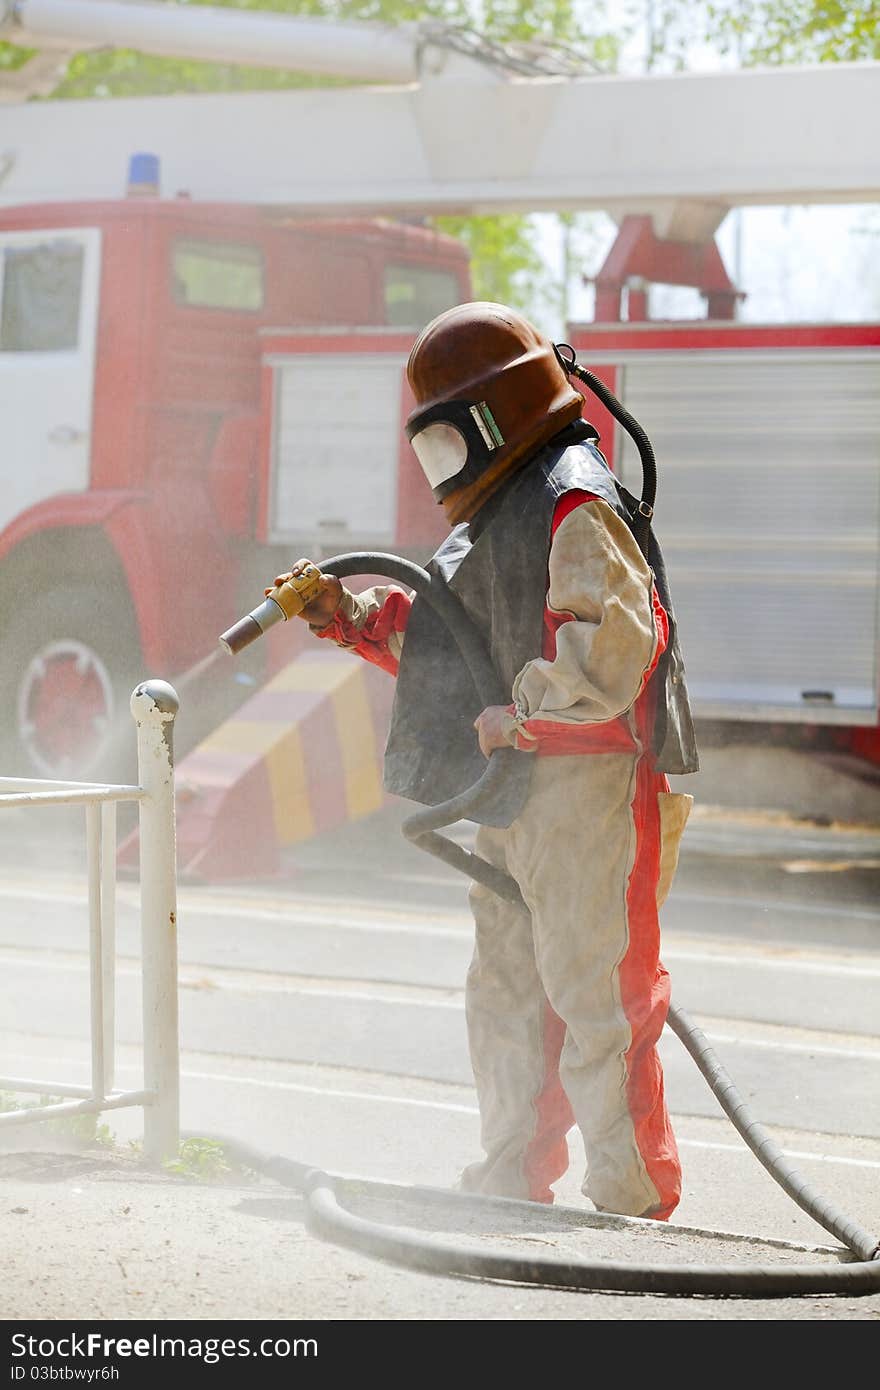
top-left (405, 302), bottom-right (584, 523)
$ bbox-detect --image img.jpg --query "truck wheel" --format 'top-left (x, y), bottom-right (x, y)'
top-left (0, 585), bottom-right (143, 783)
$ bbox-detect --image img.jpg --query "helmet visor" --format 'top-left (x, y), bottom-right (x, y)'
top-left (410, 422), bottom-right (469, 491)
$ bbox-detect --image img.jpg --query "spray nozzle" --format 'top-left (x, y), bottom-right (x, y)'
top-left (219, 564), bottom-right (325, 656)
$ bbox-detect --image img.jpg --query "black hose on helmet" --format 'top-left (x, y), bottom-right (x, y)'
top-left (554, 342), bottom-right (657, 558)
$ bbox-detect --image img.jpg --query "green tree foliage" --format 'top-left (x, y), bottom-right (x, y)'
top-left (703, 1), bottom-right (880, 64)
top-left (42, 47), bottom-right (360, 98)
top-left (611, 0), bottom-right (880, 70)
top-left (434, 213), bottom-right (549, 310)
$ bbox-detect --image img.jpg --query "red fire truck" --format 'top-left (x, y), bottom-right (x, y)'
top-left (0, 174), bottom-right (467, 778)
top-left (3, 166), bottom-right (879, 787)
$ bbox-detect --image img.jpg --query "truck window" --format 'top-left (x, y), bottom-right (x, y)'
top-left (384, 264), bottom-right (461, 327)
top-left (172, 240), bottom-right (264, 311)
top-left (0, 239), bottom-right (84, 352)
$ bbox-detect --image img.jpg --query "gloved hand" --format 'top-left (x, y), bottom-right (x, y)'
top-left (473, 705), bottom-right (516, 756)
top-left (265, 559), bottom-right (344, 628)
top-left (473, 705), bottom-right (538, 756)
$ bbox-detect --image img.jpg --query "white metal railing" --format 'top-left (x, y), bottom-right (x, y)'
top-left (0, 680), bottom-right (181, 1162)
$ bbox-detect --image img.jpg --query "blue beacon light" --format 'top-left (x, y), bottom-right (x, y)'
top-left (127, 152), bottom-right (161, 197)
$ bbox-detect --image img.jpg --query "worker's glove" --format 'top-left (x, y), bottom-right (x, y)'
top-left (264, 559), bottom-right (344, 629)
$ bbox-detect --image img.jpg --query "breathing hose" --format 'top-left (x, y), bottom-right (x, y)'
top-left (555, 343), bottom-right (657, 558)
top-left (214, 363), bottom-right (878, 1295)
top-left (213, 549), bottom-right (880, 1297)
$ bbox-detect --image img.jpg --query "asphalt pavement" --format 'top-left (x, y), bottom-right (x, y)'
top-left (1, 743), bottom-right (879, 1323)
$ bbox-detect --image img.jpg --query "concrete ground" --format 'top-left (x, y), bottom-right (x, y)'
top-left (1, 1143), bottom-right (877, 1323)
top-left (1, 741), bottom-right (878, 1324)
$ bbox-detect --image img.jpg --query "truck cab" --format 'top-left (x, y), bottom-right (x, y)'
top-left (0, 188), bottom-right (469, 777)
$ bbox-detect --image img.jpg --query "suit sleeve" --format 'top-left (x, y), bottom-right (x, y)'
top-left (311, 585), bottom-right (412, 676)
top-left (503, 498), bottom-right (667, 750)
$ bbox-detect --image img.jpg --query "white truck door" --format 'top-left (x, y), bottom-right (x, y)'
top-left (0, 226), bottom-right (101, 533)
top-left (616, 350), bottom-right (880, 726)
top-left (266, 344), bottom-right (410, 551)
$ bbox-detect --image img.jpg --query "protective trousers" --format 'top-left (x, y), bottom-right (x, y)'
top-left (459, 751), bottom-right (688, 1219)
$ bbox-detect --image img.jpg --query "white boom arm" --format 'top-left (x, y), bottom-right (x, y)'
top-left (9, 0), bottom-right (425, 83)
top-left (1, 0), bottom-right (879, 219)
top-left (2, 63), bottom-right (879, 217)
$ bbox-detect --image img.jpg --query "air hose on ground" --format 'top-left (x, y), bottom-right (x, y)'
top-left (213, 549), bottom-right (880, 1298)
top-left (215, 348), bottom-right (877, 1295)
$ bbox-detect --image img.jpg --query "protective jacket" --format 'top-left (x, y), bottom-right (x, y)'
top-left (384, 422), bottom-right (697, 822)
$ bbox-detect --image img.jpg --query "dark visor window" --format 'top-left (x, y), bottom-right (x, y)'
top-left (384, 264), bottom-right (461, 327)
top-left (172, 240), bottom-right (264, 311)
top-left (1, 240), bottom-right (84, 352)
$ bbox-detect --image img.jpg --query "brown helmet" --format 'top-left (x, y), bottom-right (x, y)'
top-left (405, 302), bottom-right (583, 524)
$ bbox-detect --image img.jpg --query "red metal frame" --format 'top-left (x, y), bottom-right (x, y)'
top-left (592, 214), bottom-right (742, 323)
top-left (568, 321), bottom-right (880, 353)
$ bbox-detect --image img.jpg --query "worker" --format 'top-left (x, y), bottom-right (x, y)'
top-left (267, 302), bottom-right (699, 1219)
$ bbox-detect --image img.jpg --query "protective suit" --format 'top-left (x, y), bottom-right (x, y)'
top-left (298, 303), bottom-right (698, 1219)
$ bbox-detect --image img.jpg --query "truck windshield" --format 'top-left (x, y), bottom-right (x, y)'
top-left (172, 240), bottom-right (264, 311)
top-left (0, 239), bottom-right (84, 352)
top-left (384, 264), bottom-right (461, 327)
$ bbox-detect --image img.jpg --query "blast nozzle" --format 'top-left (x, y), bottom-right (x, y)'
top-left (219, 564), bottom-right (325, 655)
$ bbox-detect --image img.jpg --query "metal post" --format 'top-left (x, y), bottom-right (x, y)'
top-left (86, 802), bottom-right (105, 1101)
top-left (131, 680), bottom-right (180, 1164)
top-left (101, 800), bottom-right (117, 1094)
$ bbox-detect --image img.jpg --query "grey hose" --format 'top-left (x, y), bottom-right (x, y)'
top-left (240, 550), bottom-right (880, 1297)
top-left (207, 1136), bottom-right (880, 1299)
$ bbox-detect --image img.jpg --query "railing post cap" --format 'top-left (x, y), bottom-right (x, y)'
top-left (130, 680), bottom-right (180, 721)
